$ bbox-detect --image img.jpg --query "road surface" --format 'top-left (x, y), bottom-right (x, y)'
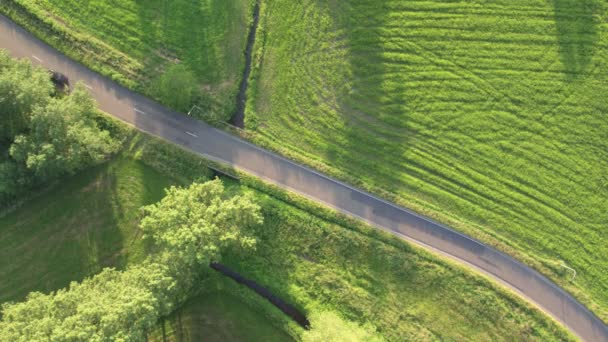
top-left (1, 14), bottom-right (606, 342)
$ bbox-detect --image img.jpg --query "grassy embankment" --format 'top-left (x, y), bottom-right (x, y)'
top-left (246, 0), bottom-right (608, 320)
top-left (0, 115), bottom-right (573, 341)
top-left (0, 0), bottom-right (254, 118)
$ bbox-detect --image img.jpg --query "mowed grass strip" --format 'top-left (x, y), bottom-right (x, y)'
top-left (2, 0), bottom-right (253, 118)
top-left (247, 0), bottom-right (608, 319)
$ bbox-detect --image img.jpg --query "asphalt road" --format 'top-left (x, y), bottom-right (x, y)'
top-left (1, 14), bottom-right (606, 342)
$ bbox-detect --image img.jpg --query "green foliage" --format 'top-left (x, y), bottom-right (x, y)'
top-left (0, 262), bottom-right (176, 342)
top-left (0, 54), bottom-right (118, 206)
top-left (140, 179), bottom-right (261, 271)
top-left (247, 0), bottom-right (608, 319)
top-left (302, 311), bottom-right (383, 342)
top-left (10, 85), bottom-right (119, 182)
top-left (0, 174), bottom-right (264, 340)
top-left (0, 50), bottom-right (53, 141)
top-left (1, 0), bottom-right (255, 120)
top-left (149, 64), bottom-right (198, 113)
top-left (0, 160), bottom-right (21, 199)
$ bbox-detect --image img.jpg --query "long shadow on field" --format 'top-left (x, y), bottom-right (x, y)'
top-left (552, 0), bottom-right (600, 77)
top-left (0, 159), bottom-right (172, 305)
top-left (0, 163), bottom-right (124, 304)
top-left (321, 1), bottom-right (411, 189)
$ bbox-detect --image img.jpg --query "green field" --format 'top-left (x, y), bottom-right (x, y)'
top-left (246, 0), bottom-right (608, 319)
top-left (0, 123), bottom-right (572, 340)
top-left (151, 293), bottom-right (291, 342)
top-left (2, 0), bottom-right (253, 117)
top-left (0, 158), bottom-right (173, 303)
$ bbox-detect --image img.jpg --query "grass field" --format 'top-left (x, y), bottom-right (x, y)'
top-left (0, 157), bottom-right (174, 303)
top-left (1, 0), bottom-right (254, 117)
top-left (151, 293), bottom-right (291, 342)
top-left (247, 0), bottom-right (608, 319)
top-left (0, 123), bottom-right (572, 340)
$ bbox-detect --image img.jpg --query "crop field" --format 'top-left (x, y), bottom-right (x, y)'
top-left (2, 0), bottom-right (254, 117)
top-left (247, 0), bottom-right (608, 319)
top-left (0, 122), bottom-right (571, 340)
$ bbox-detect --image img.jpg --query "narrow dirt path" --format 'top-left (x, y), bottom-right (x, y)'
top-left (230, 1), bottom-right (261, 128)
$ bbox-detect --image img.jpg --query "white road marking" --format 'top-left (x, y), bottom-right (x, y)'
top-left (185, 131), bottom-right (198, 138)
top-left (134, 108), bottom-right (147, 115)
top-left (32, 55), bottom-right (42, 62)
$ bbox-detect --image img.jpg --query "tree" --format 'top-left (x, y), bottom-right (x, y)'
top-left (0, 179), bottom-right (263, 341)
top-left (140, 179), bottom-right (261, 272)
top-left (9, 84), bottom-right (119, 182)
top-left (302, 311), bottom-right (384, 342)
top-left (0, 50), bottom-right (53, 142)
top-left (0, 262), bottom-right (176, 342)
top-left (149, 63), bottom-right (198, 112)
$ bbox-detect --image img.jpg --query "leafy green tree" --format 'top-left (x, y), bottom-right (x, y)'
top-left (10, 84), bottom-right (118, 182)
top-left (140, 179), bottom-right (262, 271)
top-left (0, 160), bottom-right (20, 199)
top-left (0, 51), bottom-right (53, 141)
top-left (0, 262), bottom-right (175, 342)
top-left (0, 179), bottom-right (264, 341)
top-left (302, 311), bottom-right (384, 342)
top-left (150, 63), bottom-right (198, 112)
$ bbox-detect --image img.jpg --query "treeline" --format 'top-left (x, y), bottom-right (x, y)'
top-left (0, 50), bottom-right (117, 206)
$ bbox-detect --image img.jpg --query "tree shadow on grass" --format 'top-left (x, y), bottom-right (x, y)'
top-left (552, 0), bottom-right (600, 78)
top-left (0, 158), bottom-right (173, 304)
top-left (0, 163), bottom-right (123, 303)
top-left (319, 1), bottom-right (411, 191)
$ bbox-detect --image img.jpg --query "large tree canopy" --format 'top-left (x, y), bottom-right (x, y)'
top-left (0, 179), bottom-right (263, 341)
top-left (0, 263), bottom-right (175, 342)
top-left (0, 52), bottom-right (118, 204)
top-left (10, 85), bottom-right (118, 182)
top-left (0, 51), bottom-right (53, 142)
top-left (140, 179), bottom-right (262, 270)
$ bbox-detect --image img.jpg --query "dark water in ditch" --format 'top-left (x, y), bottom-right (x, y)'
top-left (230, 1), bottom-right (261, 128)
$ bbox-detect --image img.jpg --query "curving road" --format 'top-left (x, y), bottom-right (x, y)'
top-left (1, 14), bottom-right (606, 342)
